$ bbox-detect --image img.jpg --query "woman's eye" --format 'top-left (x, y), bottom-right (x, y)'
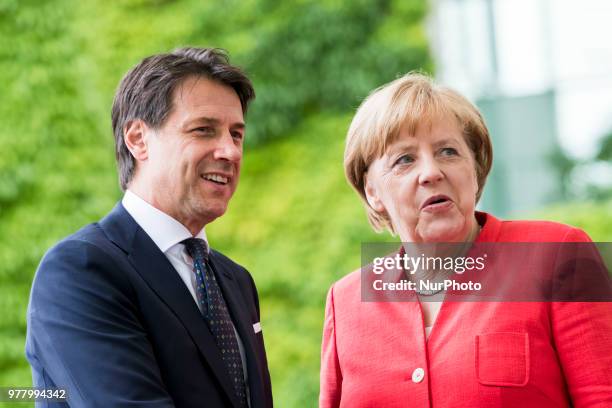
top-left (231, 131), bottom-right (243, 140)
top-left (440, 147), bottom-right (458, 156)
top-left (393, 154), bottom-right (414, 166)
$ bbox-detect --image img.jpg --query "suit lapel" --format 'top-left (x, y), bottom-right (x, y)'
top-left (209, 253), bottom-right (267, 408)
top-left (100, 203), bottom-right (240, 408)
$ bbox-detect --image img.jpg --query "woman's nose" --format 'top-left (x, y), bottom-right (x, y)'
top-left (417, 156), bottom-right (444, 186)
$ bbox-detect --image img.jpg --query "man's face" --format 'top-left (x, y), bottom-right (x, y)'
top-left (142, 76), bottom-right (245, 232)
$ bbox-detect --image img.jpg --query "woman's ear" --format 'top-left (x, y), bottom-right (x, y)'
top-left (123, 119), bottom-right (149, 162)
top-left (364, 172), bottom-right (386, 213)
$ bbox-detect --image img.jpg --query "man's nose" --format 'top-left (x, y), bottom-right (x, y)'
top-left (214, 132), bottom-right (242, 162)
top-left (417, 156), bottom-right (444, 186)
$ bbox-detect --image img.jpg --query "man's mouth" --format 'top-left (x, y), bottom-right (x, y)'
top-left (201, 173), bottom-right (230, 185)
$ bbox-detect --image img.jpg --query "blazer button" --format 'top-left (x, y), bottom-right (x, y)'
top-left (412, 367), bottom-right (425, 383)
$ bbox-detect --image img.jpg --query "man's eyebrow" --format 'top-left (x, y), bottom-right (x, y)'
top-left (186, 117), bottom-right (220, 127)
top-left (183, 117), bottom-right (245, 129)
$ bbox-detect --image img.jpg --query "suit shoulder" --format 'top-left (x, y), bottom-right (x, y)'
top-left (35, 223), bottom-right (129, 292)
top-left (30, 223), bottom-right (135, 319)
top-left (328, 269), bottom-right (361, 301)
top-left (49, 222), bottom-right (110, 252)
top-left (497, 219), bottom-right (591, 242)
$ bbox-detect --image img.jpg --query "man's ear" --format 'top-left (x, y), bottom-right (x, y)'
top-left (364, 172), bottom-right (385, 213)
top-left (123, 119), bottom-right (150, 162)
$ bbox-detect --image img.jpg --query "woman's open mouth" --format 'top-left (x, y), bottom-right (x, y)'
top-left (421, 195), bottom-right (453, 212)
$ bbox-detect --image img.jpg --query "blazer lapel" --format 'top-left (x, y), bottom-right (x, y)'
top-left (100, 203), bottom-right (240, 408)
top-left (209, 253), bottom-right (267, 408)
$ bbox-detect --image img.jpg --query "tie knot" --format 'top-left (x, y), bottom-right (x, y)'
top-left (182, 238), bottom-right (210, 262)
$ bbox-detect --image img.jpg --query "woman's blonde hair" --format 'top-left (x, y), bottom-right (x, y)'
top-left (344, 72), bottom-right (493, 233)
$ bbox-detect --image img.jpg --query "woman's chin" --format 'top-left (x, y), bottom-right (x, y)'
top-left (415, 220), bottom-right (466, 243)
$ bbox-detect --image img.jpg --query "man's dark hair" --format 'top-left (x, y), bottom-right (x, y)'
top-left (111, 47), bottom-right (255, 191)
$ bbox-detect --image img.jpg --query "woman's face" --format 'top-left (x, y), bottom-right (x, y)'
top-left (365, 118), bottom-right (479, 243)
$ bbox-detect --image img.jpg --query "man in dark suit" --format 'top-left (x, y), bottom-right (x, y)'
top-left (25, 47), bottom-right (273, 408)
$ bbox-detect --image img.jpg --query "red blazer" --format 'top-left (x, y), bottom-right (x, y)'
top-left (320, 212), bottom-right (612, 407)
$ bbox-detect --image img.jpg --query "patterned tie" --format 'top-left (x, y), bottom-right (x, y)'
top-left (182, 238), bottom-right (248, 407)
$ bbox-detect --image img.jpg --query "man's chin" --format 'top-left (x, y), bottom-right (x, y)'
top-left (197, 204), bottom-right (229, 224)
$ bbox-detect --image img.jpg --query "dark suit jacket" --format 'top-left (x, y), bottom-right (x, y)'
top-left (26, 203), bottom-right (273, 408)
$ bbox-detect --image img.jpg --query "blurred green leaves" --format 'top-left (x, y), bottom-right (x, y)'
top-left (189, 0), bottom-right (431, 144)
top-left (549, 129), bottom-right (612, 201)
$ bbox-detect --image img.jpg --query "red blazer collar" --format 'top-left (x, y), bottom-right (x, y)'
top-left (475, 211), bottom-right (502, 242)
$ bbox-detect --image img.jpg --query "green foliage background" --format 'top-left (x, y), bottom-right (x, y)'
top-left (0, 1), bottom-right (610, 407)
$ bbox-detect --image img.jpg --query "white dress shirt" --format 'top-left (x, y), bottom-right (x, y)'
top-left (122, 190), bottom-right (250, 402)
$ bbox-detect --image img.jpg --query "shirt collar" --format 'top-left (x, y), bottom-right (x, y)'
top-left (122, 190), bottom-right (208, 253)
